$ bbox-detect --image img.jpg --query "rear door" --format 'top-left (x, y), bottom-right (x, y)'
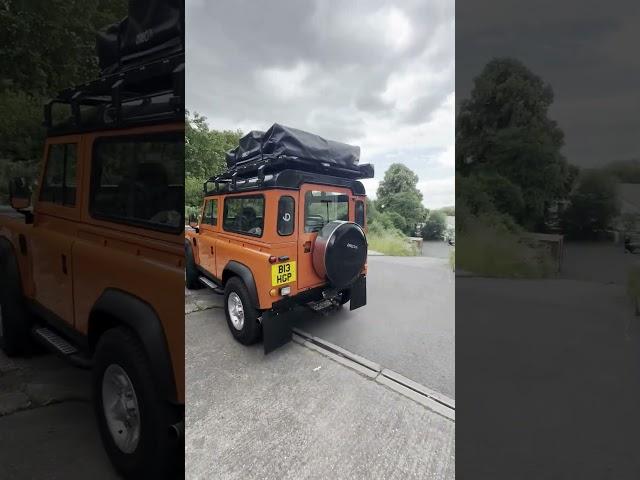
top-left (296, 184), bottom-right (351, 291)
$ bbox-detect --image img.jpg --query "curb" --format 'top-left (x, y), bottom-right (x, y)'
top-left (292, 328), bottom-right (455, 421)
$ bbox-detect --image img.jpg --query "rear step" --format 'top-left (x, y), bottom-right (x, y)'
top-left (32, 326), bottom-right (91, 369)
top-left (198, 276), bottom-right (224, 294)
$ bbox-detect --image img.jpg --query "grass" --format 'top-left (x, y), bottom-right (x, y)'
top-left (367, 229), bottom-right (419, 256)
top-left (456, 223), bottom-right (554, 278)
top-left (449, 248), bottom-right (455, 271)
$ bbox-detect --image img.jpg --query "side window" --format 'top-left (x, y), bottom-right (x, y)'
top-left (223, 196), bottom-right (265, 237)
top-left (40, 143), bottom-right (77, 206)
top-left (355, 200), bottom-right (365, 227)
top-left (203, 199), bottom-right (218, 226)
top-left (277, 196), bottom-right (295, 236)
top-left (90, 133), bottom-right (184, 233)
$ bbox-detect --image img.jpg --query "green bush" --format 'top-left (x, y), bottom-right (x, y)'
top-left (367, 220), bottom-right (418, 256)
top-left (456, 214), bottom-right (554, 278)
top-left (185, 205), bottom-right (200, 224)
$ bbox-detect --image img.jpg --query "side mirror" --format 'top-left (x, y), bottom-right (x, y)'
top-left (9, 177), bottom-right (31, 211)
top-left (188, 213), bottom-right (199, 233)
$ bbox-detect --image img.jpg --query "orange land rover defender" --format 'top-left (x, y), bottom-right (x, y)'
top-left (185, 124), bottom-right (373, 353)
top-left (0, 21), bottom-right (184, 480)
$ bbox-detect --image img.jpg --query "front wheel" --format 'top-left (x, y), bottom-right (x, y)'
top-left (224, 277), bottom-right (261, 345)
top-left (0, 252), bottom-right (32, 356)
top-left (92, 328), bottom-right (181, 479)
top-left (185, 244), bottom-right (204, 290)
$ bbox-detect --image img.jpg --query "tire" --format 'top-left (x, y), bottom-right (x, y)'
top-left (93, 327), bottom-right (182, 480)
top-left (223, 276), bottom-right (261, 345)
top-left (185, 244), bottom-right (203, 290)
top-left (0, 249), bottom-right (32, 356)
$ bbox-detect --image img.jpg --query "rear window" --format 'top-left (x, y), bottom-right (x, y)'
top-left (277, 196), bottom-right (295, 236)
top-left (90, 133), bottom-right (184, 233)
top-left (223, 195), bottom-right (265, 237)
top-left (304, 191), bottom-right (349, 233)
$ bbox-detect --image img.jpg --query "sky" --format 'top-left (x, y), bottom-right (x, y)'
top-left (456, 0), bottom-right (640, 168)
top-left (186, 0), bottom-right (455, 209)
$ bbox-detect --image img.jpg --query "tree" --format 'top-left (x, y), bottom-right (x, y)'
top-left (0, 0), bottom-right (127, 96)
top-left (422, 211), bottom-right (447, 240)
top-left (456, 58), bottom-right (574, 229)
top-left (437, 206), bottom-right (455, 216)
top-left (562, 171), bottom-right (620, 239)
top-left (0, 2), bottom-right (127, 201)
top-left (186, 111), bottom-right (242, 179)
top-left (376, 163), bottom-right (426, 235)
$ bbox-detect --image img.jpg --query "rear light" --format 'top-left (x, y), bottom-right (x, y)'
top-left (269, 288), bottom-right (278, 297)
top-left (280, 286), bottom-right (291, 296)
top-left (268, 256), bottom-right (277, 264)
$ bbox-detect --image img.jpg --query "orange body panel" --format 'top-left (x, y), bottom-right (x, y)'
top-left (0, 122), bottom-right (185, 403)
top-left (186, 184), bottom-right (367, 311)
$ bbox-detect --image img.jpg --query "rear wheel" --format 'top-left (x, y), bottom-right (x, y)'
top-left (0, 251), bottom-right (32, 356)
top-left (93, 327), bottom-right (181, 479)
top-left (224, 277), bottom-right (261, 345)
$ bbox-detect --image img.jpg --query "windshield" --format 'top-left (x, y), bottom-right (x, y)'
top-left (304, 190), bottom-right (349, 233)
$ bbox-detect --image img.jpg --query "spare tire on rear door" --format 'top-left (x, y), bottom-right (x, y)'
top-left (312, 221), bottom-right (367, 289)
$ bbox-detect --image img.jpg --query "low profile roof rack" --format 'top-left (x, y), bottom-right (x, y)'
top-left (203, 155), bottom-right (373, 196)
top-left (44, 50), bottom-right (184, 136)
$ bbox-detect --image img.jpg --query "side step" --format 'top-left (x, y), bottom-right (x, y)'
top-left (32, 326), bottom-right (91, 369)
top-left (198, 276), bottom-right (224, 294)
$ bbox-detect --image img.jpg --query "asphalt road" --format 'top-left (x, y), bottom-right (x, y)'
top-left (456, 276), bottom-right (640, 479)
top-left (296, 255), bottom-right (455, 398)
top-left (185, 305), bottom-right (455, 480)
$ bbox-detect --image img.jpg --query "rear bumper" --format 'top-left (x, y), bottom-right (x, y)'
top-left (271, 275), bottom-right (366, 312)
top-left (262, 275), bottom-right (367, 354)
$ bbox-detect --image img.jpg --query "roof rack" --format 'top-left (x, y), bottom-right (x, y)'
top-left (203, 156), bottom-right (373, 196)
top-left (44, 50), bottom-right (184, 136)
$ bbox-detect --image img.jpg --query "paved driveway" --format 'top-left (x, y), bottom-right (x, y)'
top-left (456, 276), bottom-right (640, 479)
top-left (297, 255), bottom-right (455, 398)
top-left (186, 304), bottom-right (455, 480)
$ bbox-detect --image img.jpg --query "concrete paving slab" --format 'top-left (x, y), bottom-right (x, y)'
top-left (0, 391), bottom-right (31, 416)
top-left (0, 402), bottom-right (119, 480)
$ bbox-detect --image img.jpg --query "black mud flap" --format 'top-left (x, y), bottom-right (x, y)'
top-left (350, 276), bottom-right (367, 310)
top-left (262, 309), bottom-right (295, 354)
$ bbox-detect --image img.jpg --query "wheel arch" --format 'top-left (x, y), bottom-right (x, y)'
top-left (222, 261), bottom-right (259, 308)
top-left (88, 288), bottom-right (178, 403)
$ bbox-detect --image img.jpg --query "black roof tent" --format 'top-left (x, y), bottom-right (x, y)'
top-left (206, 124), bottom-right (374, 195)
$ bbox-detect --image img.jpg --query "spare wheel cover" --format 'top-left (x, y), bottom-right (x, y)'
top-left (312, 221), bottom-right (367, 289)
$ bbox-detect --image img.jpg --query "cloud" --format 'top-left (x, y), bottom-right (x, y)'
top-left (186, 0), bottom-right (455, 207)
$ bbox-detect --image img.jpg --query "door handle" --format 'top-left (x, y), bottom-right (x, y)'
top-left (61, 254), bottom-right (68, 275)
top-left (210, 246), bottom-right (214, 254)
